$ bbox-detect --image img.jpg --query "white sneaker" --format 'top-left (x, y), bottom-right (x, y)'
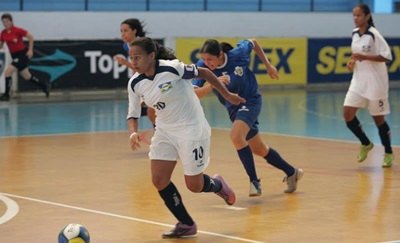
top-left (283, 168), bottom-right (304, 193)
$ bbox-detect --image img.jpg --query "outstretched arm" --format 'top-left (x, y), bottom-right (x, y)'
top-left (193, 83), bottom-right (213, 98)
top-left (250, 39), bottom-right (279, 80)
top-left (351, 53), bottom-right (389, 63)
top-left (197, 67), bottom-right (245, 105)
top-left (115, 54), bottom-right (135, 70)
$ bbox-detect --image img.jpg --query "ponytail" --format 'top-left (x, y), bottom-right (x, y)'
top-left (130, 37), bottom-right (176, 60)
top-left (220, 42), bottom-right (234, 52)
top-left (154, 42), bottom-right (176, 60)
top-left (200, 39), bottom-right (233, 57)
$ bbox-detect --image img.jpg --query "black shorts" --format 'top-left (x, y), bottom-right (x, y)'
top-left (11, 49), bottom-right (29, 71)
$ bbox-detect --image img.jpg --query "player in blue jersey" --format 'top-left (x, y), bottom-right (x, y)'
top-left (114, 18), bottom-right (156, 125)
top-left (114, 18), bottom-right (145, 70)
top-left (193, 39), bottom-right (304, 196)
top-left (127, 37), bottom-right (245, 238)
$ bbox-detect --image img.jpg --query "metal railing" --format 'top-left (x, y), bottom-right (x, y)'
top-left (1, 0), bottom-right (370, 12)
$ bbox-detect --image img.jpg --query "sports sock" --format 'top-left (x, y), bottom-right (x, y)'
top-left (158, 182), bottom-right (194, 226)
top-left (4, 77), bottom-right (12, 95)
top-left (346, 117), bottom-right (371, 145)
top-left (237, 145), bottom-right (258, 181)
top-left (264, 148), bottom-right (295, 177)
top-left (29, 75), bottom-right (40, 84)
top-left (378, 122), bottom-right (392, 154)
top-left (201, 174), bottom-right (222, 192)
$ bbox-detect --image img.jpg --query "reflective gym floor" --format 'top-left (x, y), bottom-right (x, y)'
top-left (0, 89), bottom-right (399, 242)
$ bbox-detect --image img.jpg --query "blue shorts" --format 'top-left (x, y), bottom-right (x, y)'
top-left (228, 95), bottom-right (261, 140)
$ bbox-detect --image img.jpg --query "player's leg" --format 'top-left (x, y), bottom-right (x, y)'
top-left (343, 91), bottom-right (373, 162)
top-left (152, 159), bottom-right (196, 238)
top-left (179, 137), bottom-right (235, 206)
top-left (152, 159), bottom-right (196, 236)
top-left (369, 98), bottom-right (394, 167)
top-left (20, 68), bottom-right (50, 98)
top-left (248, 134), bottom-right (303, 193)
top-left (230, 102), bottom-right (263, 196)
top-left (0, 64), bottom-right (16, 101)
top-left (150, 129), bottom-right (196, 238)
top-left (231, 120), bottom-right (259, 186)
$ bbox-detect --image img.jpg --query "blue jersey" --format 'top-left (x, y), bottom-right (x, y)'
top-left (193, 39), bottom-right (260, 111)
top-left (123, 42), bottom-right (129, 54)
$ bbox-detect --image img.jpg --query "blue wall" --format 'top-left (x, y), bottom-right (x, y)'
top-left (0, 0), bottom-right (384, 12)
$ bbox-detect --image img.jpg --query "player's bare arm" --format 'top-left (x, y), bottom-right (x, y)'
top-left (197, 67), bottom-right (245, 105)
top-left (127, 117), bottom-right (140, 151)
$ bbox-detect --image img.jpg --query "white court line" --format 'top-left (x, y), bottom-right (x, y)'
top-left (215, 127), bottom-right (400, 148)
top-left (0, 194), bottom-right (20, 224)
top-left (296, 98), bottom-right (400, 129)
top-left (1, 127), bottom-right (399, 148)
top-left (1, 192), bottom-right (265, 243)
top-left (0, 130), bottom-right (126, 139)
top-left (211, 205), bottom-right (247, 210)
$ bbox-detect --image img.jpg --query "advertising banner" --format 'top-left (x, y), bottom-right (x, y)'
top-left (308, 38), bottom-right (400, 83)
top-left (19, 39), bottom-right (163, 91)
top-left (176, 37), bottom-right (307, 85)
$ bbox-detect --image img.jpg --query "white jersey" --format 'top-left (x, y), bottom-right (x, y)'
top-left (127, 59), bottom-right (211, 139)
top-left (349, 26), bottom-right (392, 100)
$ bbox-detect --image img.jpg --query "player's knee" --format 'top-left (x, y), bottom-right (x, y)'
top-left (151, 176), bottom-right (169, 191)
top-left (230, 132), bottom-right (246, 148)
top-left (343, 107), bottom-right (357, 122)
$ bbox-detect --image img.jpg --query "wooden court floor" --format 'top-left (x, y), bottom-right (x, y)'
top-left (0, 129), bottom-right (399, 243)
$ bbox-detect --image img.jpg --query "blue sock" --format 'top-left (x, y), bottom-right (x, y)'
top-left (237, 145), bottom-right (258, 181)
top-left (264, 148), bottom-right (295, 176)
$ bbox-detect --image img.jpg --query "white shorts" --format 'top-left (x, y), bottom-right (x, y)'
top-left (149, 128), bottom-right (210, 176)
top-left (344, 91), bottom-right (390, 116)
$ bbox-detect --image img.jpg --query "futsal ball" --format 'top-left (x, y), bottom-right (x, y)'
top-left (58, 223), bottom-right (90, 243)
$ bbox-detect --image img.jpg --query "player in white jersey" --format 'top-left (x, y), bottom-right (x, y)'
top-left (344, 3), bottom-right (394, 167)
top-left (126, 37), bottom-right (245, 238)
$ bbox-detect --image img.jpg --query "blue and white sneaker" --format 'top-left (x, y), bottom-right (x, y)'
top-left (249, 179), bottom-right (262, 197)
